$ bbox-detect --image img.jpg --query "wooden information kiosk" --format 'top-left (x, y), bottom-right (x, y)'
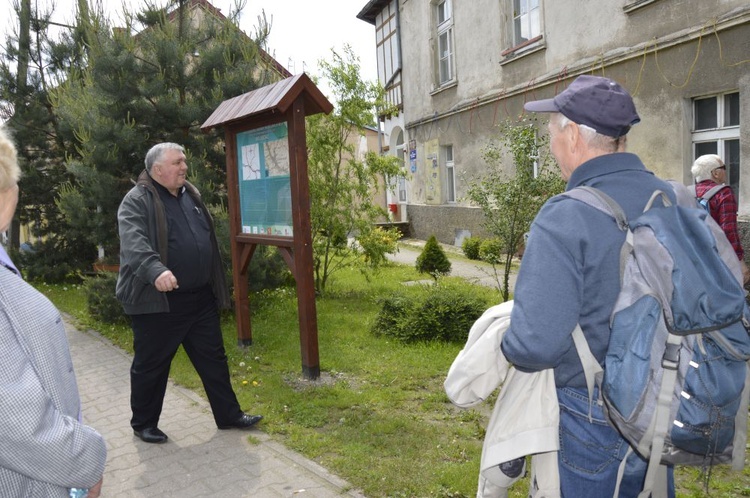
top-left (201, 73), bottom-right (333, 379)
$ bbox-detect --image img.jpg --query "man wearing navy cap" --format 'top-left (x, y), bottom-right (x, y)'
top-left (501, 75), bottom-right (676, 496)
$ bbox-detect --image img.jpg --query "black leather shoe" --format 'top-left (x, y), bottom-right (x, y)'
top-left (133, 427), bottom-right (168, 444)
top-left (217, 413), bottom-right (263, 430)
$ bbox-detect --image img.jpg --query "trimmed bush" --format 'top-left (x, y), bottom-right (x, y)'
top-left (415, 235), bottom-right (451, 279)
top-left (461, 236), bottom-right (482, 260)
top-left (371, 291), bottom-right (415, 341)
top-left (372, 282), bottom-right (488, 343)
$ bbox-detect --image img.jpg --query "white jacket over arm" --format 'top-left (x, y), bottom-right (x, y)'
top-left (445, 300), bottom-right (560, 498)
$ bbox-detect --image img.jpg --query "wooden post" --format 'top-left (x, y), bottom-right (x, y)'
top-left (225, 130), bottom-right (253, 345)
top-left (288, 98), bottom-right (320, 379)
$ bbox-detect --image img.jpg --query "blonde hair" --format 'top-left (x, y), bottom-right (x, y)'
top-left (0, 126), bottom-right (20, 191)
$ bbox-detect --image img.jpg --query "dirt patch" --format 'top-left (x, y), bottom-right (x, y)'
top-left (283, 371), bottom-right (355, 391)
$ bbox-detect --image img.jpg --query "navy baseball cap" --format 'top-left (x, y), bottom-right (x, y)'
top-left (524, 75), bottom-right (640, 138)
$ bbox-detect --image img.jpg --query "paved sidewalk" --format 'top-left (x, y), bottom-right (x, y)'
top-left (66, 317), bottom-right (365, 498)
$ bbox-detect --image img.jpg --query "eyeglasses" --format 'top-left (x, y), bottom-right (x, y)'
top-left (715, 166), bottom-right (726, 171)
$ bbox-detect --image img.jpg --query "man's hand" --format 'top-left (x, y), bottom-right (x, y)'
top-left (154, 270), bottom-right (179, 292)
top-left (87, 478), bottom-right (103, 498)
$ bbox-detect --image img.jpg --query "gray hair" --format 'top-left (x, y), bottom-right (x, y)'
top-left (0, 126), bottom-right (21, 191)
top-left (691, 154), bottom-right (723, 182)
top-left (555, 114), bottom-right (626, 153)
top-left (145, 142), bottom-right (185, 172)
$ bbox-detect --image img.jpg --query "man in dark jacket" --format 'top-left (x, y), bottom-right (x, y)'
top-left (116, 142), bottom-right (262, 444)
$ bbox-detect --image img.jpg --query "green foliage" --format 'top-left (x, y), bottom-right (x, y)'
top-left (415, 235), bottom-right (451, 279)
top-left (0, 0), bottom-right (90, 269)
top-left (356, 225), bottom-right (401, 267)
top-left (17, 237), bottom-right (96, 283)
top-left (479, 238), bottom-right (504, 265)
top-left (83, 272), bottom-right (128, 324)
top-left (371, 292), bottom-right (413, 339)
top-left (372, 281), bottom-right (488, 343)
top-left (467, 116), bottom-right (565, 301)
top-left (307, 46), bottom-right (402, 295)
top-left (461, 236), bottom-right (482, 260)
top-left (51, 3), bottom-right (277, 259)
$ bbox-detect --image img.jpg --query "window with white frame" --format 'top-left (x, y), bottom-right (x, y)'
top-left (692, 91), bottom-right (740, 197)
top-left (444, 144), bottom-right (456, 203)
top-left (512, 0), bottom-right (541, 46)
top-left (435, 0), bottom-right (455, 86)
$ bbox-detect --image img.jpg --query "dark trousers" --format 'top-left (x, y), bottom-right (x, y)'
top-left (129, 285), bottom-right (242, 430)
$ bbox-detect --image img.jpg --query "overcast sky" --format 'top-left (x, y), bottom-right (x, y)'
top-left (0, 0), bottom-right (378, 87)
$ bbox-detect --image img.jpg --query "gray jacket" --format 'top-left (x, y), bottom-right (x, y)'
top-left (0, 267), bottom-right (106, 496)
top-left (116, 170), bottom-right (231, 315)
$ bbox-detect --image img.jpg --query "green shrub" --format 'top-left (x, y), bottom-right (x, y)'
top-left (371, 291), bottom-right (415, 340)
top-left (372, 282), bottom-right (487, 343)
top-left (357, 226), bottom-right (401, 267)
top-left (410, 282), bottom-right (487, 342)
top-left (17, 237), bottom-right (96, 283)
top-left (415, 235), bottom-right (451, 279)
top-left (479, 238), bottom-right (504, 265)
top-left (461, 236), bottom-right (482, 260)
top-left (84, 272), bottom-right (128, 324)
top-left (247, 245), bottom-right (295, 292)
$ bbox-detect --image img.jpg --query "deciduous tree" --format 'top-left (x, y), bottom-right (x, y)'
top-left (306, 46), bottom-right (401, 294)
top-left (467, 117), bottom-right (565, 301)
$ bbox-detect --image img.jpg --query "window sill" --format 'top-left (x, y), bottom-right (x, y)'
top-left (430, 79), bottom-right (458, 96)
top-left (623, 0), bottom-right (660, 14)
top-left (499, 36), bottom-right (545, 65)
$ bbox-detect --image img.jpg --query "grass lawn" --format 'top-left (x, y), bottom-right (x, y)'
top-left (35, 263), bottom-right (750, 497)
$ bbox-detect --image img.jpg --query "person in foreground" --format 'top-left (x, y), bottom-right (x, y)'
top-left (0, 126), bottom-right (106, 496)
top-left (500, 76), bottom-right (675, 497)
top-left (116, 142), bottom-right (262, 444)
top-left (690, 153), bottom-right (750, 283)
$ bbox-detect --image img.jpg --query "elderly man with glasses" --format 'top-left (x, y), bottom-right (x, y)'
top-left (690, 154), bottom-right (749, 283)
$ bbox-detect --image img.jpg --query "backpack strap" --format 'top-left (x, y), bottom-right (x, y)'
top-left (637, 331), bottom-right (682, 498)
top-left (565, 186), bottom-right (629, 231)
top-left (700, 183), bottom-right (728, 202)
top-left (571, 324), bottom-right (602, 422)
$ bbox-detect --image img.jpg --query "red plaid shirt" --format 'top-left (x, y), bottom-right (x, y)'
top-left (695, 180), bottom-right (744, 260)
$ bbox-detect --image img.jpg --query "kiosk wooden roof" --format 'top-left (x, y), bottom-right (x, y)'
top-left (201, 73), bottom-right (333, 131)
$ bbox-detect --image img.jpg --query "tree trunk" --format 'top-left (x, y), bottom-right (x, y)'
top-left (9, 0), bottom-right (31, 251)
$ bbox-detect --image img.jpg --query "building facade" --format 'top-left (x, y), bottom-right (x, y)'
top-left (358, 0), bottom-right (750, 246)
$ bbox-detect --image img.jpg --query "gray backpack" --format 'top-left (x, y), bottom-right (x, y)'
top-left (564, 184), bottom-right (750, 498)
